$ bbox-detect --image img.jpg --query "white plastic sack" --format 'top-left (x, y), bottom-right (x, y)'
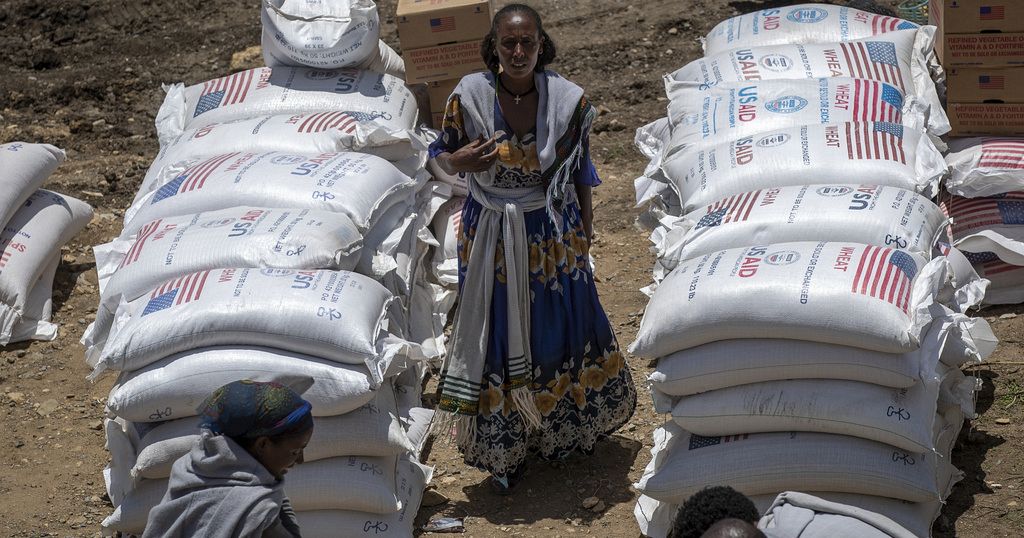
top-left (131, 385), bottom-right (411, 480)
top-left (674, 29), bottom-right (948, 135)
top-left (635, 422), bottom-right (941, 505)
top-left (8, 252), bottom-right (59, 343)
top-left (146, 111), bottom-right (424, 200)
top-left (103, 418), bottom-right (137, 509)
top-left (106, 346), bottom-right (376, 422)
top-left (757, 491), bottom-right (917, 538)
top-left (295, 457), bottom-right (432, 538)
top-left (703, 4), bottom-right (920, 56)
top-left (0, 142), bottom-right (64, 230)
top-left (427, 156), bottom-right (469, 197)
top-left (91, 268), bottom-right (412, 380)
top-left (431, 196), bottom-right (464, 286)
top-left (0, 190), bottom-right (92, 344)
top-left (971, 254), bottom-right (1024, 304)
top-left (631, 242), bottom-right (958, 357)
top-left (156, 66), bottom-right (417, 146)
top-left (261, 0), bottom-right (380, 70)
top-left (654, 184), bottom-right (945, 276)
top-left (945, 137), bottom-right (1024, 197)
top-left (124, 151), bottom-right (423, 236)
top-left (664, 77), bottom-right (928, 155)
top-left (657, 123), bottom-right (944, 213)
top-left (102, 476), bottom-right (165, 535)
top-left (942, 192), bottom-right (1024, 265)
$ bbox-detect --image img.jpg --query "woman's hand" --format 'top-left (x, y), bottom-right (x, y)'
top-left (438, 134), bottom-right (500, 175)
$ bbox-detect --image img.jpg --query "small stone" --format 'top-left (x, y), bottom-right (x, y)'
top-left (37, 398), bottom-right (59, 416)
top-left (14, 440), bottom-right (24, 448)
top-left (589, 500), bottom-right (606, 513)
top-left (989, 483), bottom-right (1003, 489)
top-left (7, 392), bottom-right (25, 403)
top-left (999, 313), bottom-right (1017, 319)
top-left (421, 489), bottom-right (450, 507)
top-left (89, 420), bottom-right (103, 431)
top-left (581, 496), bottom-right (600, 509)
top-left (16, 350), bottom-right (26, 358)
top-left (6, 356), bottom-right (14, 364)
top-left (596, 105), bottom-right (611, 116)
top-left (1009, 501), bottom-right (1019, 507)
top-left (995, 418), bottom-right (1012, 425)
top-left (441, 475), bottom-right (458, 485)
top-left (668, 27), bottom-right (679, 35)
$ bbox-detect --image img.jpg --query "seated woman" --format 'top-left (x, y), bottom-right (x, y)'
top-left (143, 379), bottom-right (314, 538)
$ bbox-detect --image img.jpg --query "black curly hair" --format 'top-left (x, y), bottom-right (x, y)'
top-left (668, 486), bottom-right (761, 538)
top-left (480, 3), bottom-right (557, 74)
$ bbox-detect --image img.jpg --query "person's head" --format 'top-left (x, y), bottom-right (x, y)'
top-left (198, 379), bottom-right (314, 480)
top-left (700, 518), bottom-right (766, 538)
top-left (480, 3), bottom-right (557, 78)
top-left (669, 486), bottom-right (761, 538)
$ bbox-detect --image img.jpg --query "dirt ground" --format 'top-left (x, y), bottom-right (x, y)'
top-left (0, 0), bottom-right (1021, 536)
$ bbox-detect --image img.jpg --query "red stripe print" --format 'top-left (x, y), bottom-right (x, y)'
top-left (182, 153), bottom-right (239, 193)
top-left (120, 219), bottom-right (163, 269)
top-left (201, 70), bottom-right (254, 106)
top-left (850, 245), bottom-right (914, 312)
top-left (980, 138), bottom-right (1024, 170)
top-left (707, 190), bottom-right (762, 224)
top-left (295, 111), bottom-right (359, 134)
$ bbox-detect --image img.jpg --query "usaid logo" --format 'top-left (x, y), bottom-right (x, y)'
top-left (787, 7), bottom-right (828, 23)
top-left (816, 186), bottom-right (854, 197)
top-left (200, 218), bottom-right (236, 229)
top-left (757, 133), bottom-right (791, 147)
top-left (270, 154), bottom-right (307, 165)
top-left (760, 54), bottom-right (794, 72)
top-left (260, 268), bottom-right (295, 277)
top-left (765, 96), bottom-right (807, 113)
top-left (766, 250), bottom-right (801, 265)
top-left (305, 70), bottom-right (339, 80)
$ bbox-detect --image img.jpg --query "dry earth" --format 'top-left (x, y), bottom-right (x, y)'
top-left (0, 0), bottom-right (1021, 536)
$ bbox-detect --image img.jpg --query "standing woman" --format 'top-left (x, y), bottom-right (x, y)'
top-left (430, 4), bottom-right (636, 493)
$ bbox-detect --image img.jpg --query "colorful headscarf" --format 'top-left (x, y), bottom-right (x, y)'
top-left (197, 380), bottom-right (313, 439)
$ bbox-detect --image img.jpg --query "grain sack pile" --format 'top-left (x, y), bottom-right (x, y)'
top-left (1, 142), bottom-right (94, 346)
top-left (628, 4), bottom-right (996, 537)
top-left (83, 7), bottom-right (453, 535)
top-left (942, 137), bottom-right (1024, 304)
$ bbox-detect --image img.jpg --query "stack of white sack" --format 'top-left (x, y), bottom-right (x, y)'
top-left (0, 142), bottom-right (93, 345)
top-left (89, 52), bottom-right (448, 534)
top-left (261, 0), bottom-right (406, 78)
top-left (942, 137), bottom-right (1024, 304)
top-left (627, 5), bottom-right (993, 537)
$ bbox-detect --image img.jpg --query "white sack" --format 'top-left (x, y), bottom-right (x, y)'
top-left (630, 242), bottom-right (957, 357)
top-left (0, 190), bottom-right (92, 344)
top-left (658, 123), bottom-right (944, 212)
top-left (106, 346), bottom-right (375, 422)
top-left (0, 142), bottom-right (64, 230)
top-left (757, 491), bottom-right (917, 538)
top-left (156, 66), bottom-right (416, 145)
top-left (635, 422), bottom-right (941, 505)
top-left (945, 137), bottom-right (1024, 197)
top-left (941, 192), bottom-right (1024, 265)
top-left (91, 268), bottom-right (411, 380)
top-left (703, 4), bottom-right (920, 56)
top-left (296, 457), bottom-right (432, 538)
top-left (101, 476), bottom-right (166, 535)
top-left (145, 111), bottom-right (424, 200)
top-left (8, 252), bottom-right (59, 343)
top-left (664, 77), bottom-right (928, 155)
top-left (131, 385), bottom-right (411, 480)
top-left (675, 29), bottom-right (948, 135)
top-left (654, 184), bottom-right (945, 276)
top-left (124, 151), bottom-right (423, 236)
top-left (261, 0), bottom-right (379, 70)
top-left (103, 418), bottom-right (137, 509)
top-left (431, 196), bottom-right (464, 286)
top-left (427, 156), bottom-right (469, 197)
top-left (973, 255), bottom-right (1024, 304)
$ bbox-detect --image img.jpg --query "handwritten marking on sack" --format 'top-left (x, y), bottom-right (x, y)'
top-left (891, 451), bottom-right (916, 466)
top-left (887, 406), bottom-right (911, 421)
top-left (149, 407), bottom-right (173, 421)
top-left (363, 521), bottom-right (389, 533)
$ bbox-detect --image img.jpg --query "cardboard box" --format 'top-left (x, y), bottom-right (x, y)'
top-left (404, 40), bottom-right (487, 84)
top-left (934, 30), bottom-right (1024, 67)
top-left (427, 78), bottom-right (460, 112)
top-left (947, 66), bottom-right (1024, 102)
top-left (929, 0), bottom-right (1024, 34)
top-left (397, 0), bottom-right (493, 50)
top-left (948, 103), bottom-right (1024, 135)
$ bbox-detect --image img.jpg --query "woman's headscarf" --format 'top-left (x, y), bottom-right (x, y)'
top-left (197, 379), bottom-right (313, 439)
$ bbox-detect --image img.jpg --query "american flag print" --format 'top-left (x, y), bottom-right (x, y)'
top-left (0, 249), bottom-right (11, 268)
top-left (430, 16), bottom-right (456, 32)
top-left (980, 5), bottom-right (1006, 20)
top-left (152, 153), bottom-right (240, 203)
top-left (142, 270), bottom-right (212, 316)
top-left (850, 246), bottom-right (918, 312)
top-left (979, 75), bottom-right (1006, 90)
top-left (193, 70), bottom-right (256, 117)
top-left (295, 111), bottom-right (369, 134)
top-left (980, 138), bottom-right (1024, 169)
top-left (697, 190), bottom-right (762, 228)
top-left (119, 219), bottom-right (163, 269)
top-left (689, 433), bottom-right (749, 450)
top-left (980, 259), bottom-right (1023, 277)
top-left (851, 80), bottom-right (903, 123)
top-left (840, 41), bottom-right (904, 91)
top-left (944, 193), bottom-right (1024, 237)
top-left (845, 122), bottom-right (906, 163)
top-left (868, 15), bottom-right (918, 33)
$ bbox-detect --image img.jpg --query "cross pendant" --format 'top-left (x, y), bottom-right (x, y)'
top-left (514, 94), bottom-right (522, 105)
